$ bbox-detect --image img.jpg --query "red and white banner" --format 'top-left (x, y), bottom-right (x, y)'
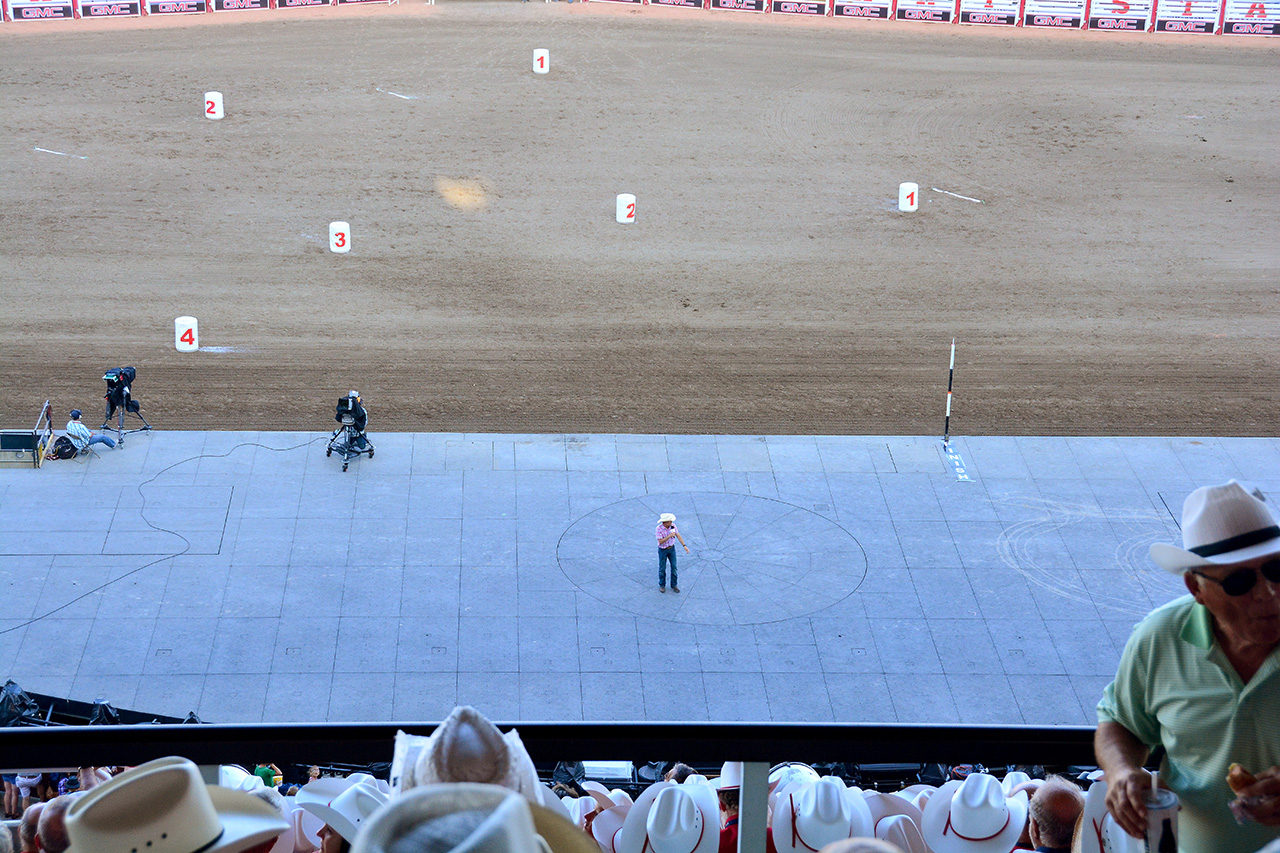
top-left (770, 0), bottom-right (827, 13)
top-left (709, 0), bottom-right (766, 11)
top-left (957, 0), bottom-right (1019, 25)
top-left (211, 0), bottom-right (267, 10)
top-left (1087, 0), bottom-right (1153, 28)
top-left (276, 0), bottom-right (327, 7)
top-left (1023, 0), bottom-right (1085, 25)
top-left (895, 0), bottom-right (958, 21)
top-left (80, 0), bottom-right (140, 14)
top-left (1152, 0), bottom-right (1219, 29)
top-left (831, 0), bottom-right (891, 16)
top-left (1220, 0), bottom-right (1279, 32)
top-left (146, 0), bottom-right (204, 13)
top-left (8, 0), bottom-right (75, 19)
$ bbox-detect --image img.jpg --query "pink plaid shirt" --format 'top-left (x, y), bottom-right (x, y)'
top-left (656, 523), bottom-right (679, 548)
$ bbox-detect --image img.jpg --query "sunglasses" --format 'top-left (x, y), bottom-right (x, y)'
top-left (1191, 559), bottom-right (1280, 597)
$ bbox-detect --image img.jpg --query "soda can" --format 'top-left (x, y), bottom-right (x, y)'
top-left (1144, 788), bottom-right (1179, 853)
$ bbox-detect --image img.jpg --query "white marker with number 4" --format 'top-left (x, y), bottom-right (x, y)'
top-left (329, 221), bottom-right (351, 254)
top-left (204, 91), bottom-right (224, 120)
top-left (175, 316), bottom-right (199, 352)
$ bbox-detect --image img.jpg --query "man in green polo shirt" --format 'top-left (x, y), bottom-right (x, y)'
top-left (1095, 480), bottom-right (1280, 852)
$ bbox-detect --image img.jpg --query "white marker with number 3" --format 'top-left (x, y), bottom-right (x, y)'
top-left (204, 91), bottom-right (224, 120)
top-left (330, 221), bottom-right (351, 254)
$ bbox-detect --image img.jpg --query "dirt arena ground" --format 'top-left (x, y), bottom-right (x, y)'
top-left (2, 4), bottom-right (1277, 436)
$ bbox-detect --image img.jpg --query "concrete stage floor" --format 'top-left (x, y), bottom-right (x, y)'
top-left (3, 431), bottom-right (1276, 725)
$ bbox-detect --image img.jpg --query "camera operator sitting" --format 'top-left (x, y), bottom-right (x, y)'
top-left (336, 391), bottom-right (369, 449)
top-left (65, 409), bottom-right (116, 452)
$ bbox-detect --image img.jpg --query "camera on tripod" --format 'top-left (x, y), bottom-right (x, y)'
top-left (100, 366), bottom-right (152, 445)
top-left (326, 390), bottom-right (374, 472)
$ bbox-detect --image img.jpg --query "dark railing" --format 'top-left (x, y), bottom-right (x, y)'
top-left (0, 721), bottom-right (1098, 771)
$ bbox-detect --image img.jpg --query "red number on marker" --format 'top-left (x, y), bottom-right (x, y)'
top-left (984, 0), bottom-right (993, 8)
top-left (335, 232), bottom-right (346, 248)
top-left (537, 56), bottom-right (545, 68)
top-left (626, 203), bottom-right (635, 218)
top-left (180, 328), bottom-right (195, 345)
top-left (907, 192), bottom-right (915, 205)
top-left (206, 100), bottom-right (216, 114)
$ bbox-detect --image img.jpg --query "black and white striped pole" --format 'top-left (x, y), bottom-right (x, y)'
top-left (943, 338), bottom-right (955, 446)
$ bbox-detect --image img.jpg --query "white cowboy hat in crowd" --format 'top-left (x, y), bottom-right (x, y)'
top-left (877, 813), bottom-right (930, 853)
top-left (921, 774), bottom-right (1028, 853)
top-left (768, 764), bottom-right (820, 812)
top-left (773, 777), bottom-right (871, 853)
top-left (351, 782), bottom-right (597, 853)
top-left (643, 785), bottom-right (718, 853)
top-left (711, 762), bottom-right (743, 791)
top-left (1075, 776), bottom-right (1143, 853)
top-left (1000, 772), bottom-right (1032, 795)
top-left (1150, 480), bottom-right (1280, 572)
top-left (610, 789), bottom-right (635, 807)
top-left (591, 800), bottom-right (633, 853)
top-left (296, 780), bottom-right (388, 843)
top-left (64, 757), bottom-right (289, 853)
top-left (865, 791), bottom-right (923, 839)
top-left (293, 806), bottom-right (323, 853)
top-left (659, 513), bottom-right (676, 523)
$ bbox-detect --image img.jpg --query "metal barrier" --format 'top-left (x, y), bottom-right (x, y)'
top-left (0, 720), bottom-right (1097, 770)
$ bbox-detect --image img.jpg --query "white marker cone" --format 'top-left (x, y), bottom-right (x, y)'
top-left (533, 49), bottom-right (550, 74)
top-left (204, 91), bottom-right (224, 120)
top-left (175, 316), bottom-right (199, 352)
top-left (616, 193), bottom-right (636, 224)
top-left (329, 221), bottom-right (351, 254)
top-left (898, 182), bottom-right (919, 212)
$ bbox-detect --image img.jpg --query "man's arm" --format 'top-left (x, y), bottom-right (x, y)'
top-left (1094, 721), bottom-right (1153, 839)
top-left (674, 531), bottom-right (689, 552)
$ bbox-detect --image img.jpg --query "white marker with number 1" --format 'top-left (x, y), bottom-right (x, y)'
top-left (533, 49), bottom-right (549, 74)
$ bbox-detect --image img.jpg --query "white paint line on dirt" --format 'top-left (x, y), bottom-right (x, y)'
top-left (34, 147), bottom-right (88, 160)
top-left (931, 187), bottom-right (984, 204)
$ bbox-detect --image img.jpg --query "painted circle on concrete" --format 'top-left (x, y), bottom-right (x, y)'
top-left (557, 492), bottom-right (866, 625)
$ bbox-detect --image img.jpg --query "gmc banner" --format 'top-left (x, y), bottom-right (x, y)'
top-left (79, 0), bottom-right (140, 14)
top-left (957, 0), bottom-right (1019, 24)
top-left (710, 0), bottom-right (767, 11)
top-left (1023, 0), bottom-right (1086, 25)
top-left (771, 0), bottom-right (827, 12)
top-left (895, 0), bottom-right (958, 21)
top-left (1152, 0), bottom-right (1219, 30)
top-left (212, 0), bottom-right (268, 10)
top-left (8, 0), bottom-right (75, 19)
top-left (147, 0), bottom-right (205, 13)
top-left (1220, 0), bottom-right (1279, 32)
top-left (276, 0), bottom-right (327, 8)
top-left (648, 0), bottom-right (704, 7)
top-left (1087, 0), bottom-right (1153, 28)
top-left (832, 0), bottom-right (890, 16)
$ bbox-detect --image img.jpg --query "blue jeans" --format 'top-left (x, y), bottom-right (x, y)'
top-left (87, 434), bottom-right (116, 449)
top-left (658, 546), bottom-right (677, 588)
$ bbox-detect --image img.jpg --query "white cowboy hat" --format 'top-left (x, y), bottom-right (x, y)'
top-left (592, 801), bottom-right (632, 853)
top-left (411, 706), bottom-right (545, 805)
top-left (1000, 772), bottom-right (1031, 795)
top-left (877, 813), bottom-right (930, 853)
top-left (921, 775), bottom-right (1028, 853)
top-left (610, 789), bottom-right (635, 807)
top-left (643, 786), bottom-right (717, 853)
top-left (293, 804), bottom-right (322, 852)
top-left (768, 764), bottom-right (820, 812)
top-left (64, 757), bottom-right (289, 853)
top-left (1150, 480), bottom-right (1280, 572)
top-left (659, 513), bottom-right (676, 523)
top-left (296, 780), bottom-right (388, 843)
top-left (351, 782), bottom-right (598, 853)
top-left (1076, 777), bottom-right (1143, 853)
top-left (583, 780), bottom-right (619, 812)
top-left (865, 791), bottom-right (923, 838)
top-left (773, 777), bottom-right (864, 853)
top-left (711, 762), bottom-right (743, 791)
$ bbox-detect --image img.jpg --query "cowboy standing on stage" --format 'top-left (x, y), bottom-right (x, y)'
top-left (656, 512), bottom-right (689, 594)
top-left (1094, 480), bottom-right (1280, 853)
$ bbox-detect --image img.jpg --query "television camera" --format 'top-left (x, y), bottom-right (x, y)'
top-left (326, 390), bottom-right (375, 472)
